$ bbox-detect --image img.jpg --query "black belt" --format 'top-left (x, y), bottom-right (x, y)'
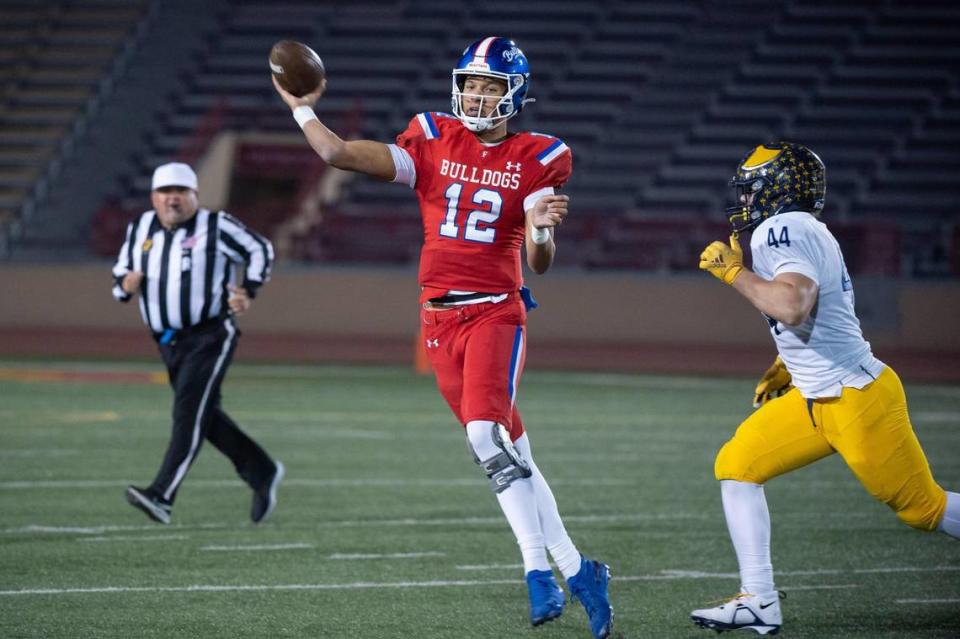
top-left (153, 316), bottom-right (225, 344)
top-left (428, 292), bottom-right (503, 305)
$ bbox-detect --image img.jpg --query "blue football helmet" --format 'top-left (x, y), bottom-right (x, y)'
top-left (452, 37), bottom-right (533, 132)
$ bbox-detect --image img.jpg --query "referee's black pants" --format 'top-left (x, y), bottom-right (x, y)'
top-left (148, 316), bottom-right (274, 504)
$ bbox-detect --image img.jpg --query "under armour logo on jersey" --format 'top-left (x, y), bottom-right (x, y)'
top-left (425, 339), bottom-right (439, 349)
top-left (505, 161), bottom-right (522, 171)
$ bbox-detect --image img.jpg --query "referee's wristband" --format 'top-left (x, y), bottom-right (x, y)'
top-left (530, 226), bottom-right (551, 245)
top-left (293, 106), bottom-right (318, 129)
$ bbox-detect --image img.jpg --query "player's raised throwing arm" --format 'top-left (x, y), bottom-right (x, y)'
top-left (272, 76), bottom-right (396, 181)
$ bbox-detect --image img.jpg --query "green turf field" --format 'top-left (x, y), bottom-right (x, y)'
top-left (1, 361), bottom-right (958, 638)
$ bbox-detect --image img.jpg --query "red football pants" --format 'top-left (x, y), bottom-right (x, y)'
top-left (420, 295), bottom-right (527, 441)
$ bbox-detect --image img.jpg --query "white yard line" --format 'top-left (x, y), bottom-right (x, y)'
top-left (619, 574), bottom-right (743, 582)
top-left (0, 477), bottom-right (631, 490)
top-left (4, 523), bottom-right (230, 535)
top-left (199, 547), bottom-right (444, 557)
top-left (624, 573), bottom-right (861, 591)
top-left (79, 535), bottom-right (189, 543)
top-left (660, 567), bottom-right (960, 579)
top-left (0, 579), bottom-right (522, 597)
top-left (455, 563), bottom-right (524, 571)
top-left (894, 597), bottom-right (960, 604)
top-left (783, 584), bottom-right (860, 591)
top-left (854, 565), bottom-right (960, 574)
top-left (10, 510), bottom-right (945, 539)
top-left (329, 552), bottom-right (445, 560)
top-left (312, 512), bottom-right (711, 529)
top-left (0, 480), bottom-right (147, 489)
top-left (3, 512), bottom-right (703, 536)
top-left (6, 568), bottom-right (948, 598)
top-left (202, 544), bottom-right (314, 552)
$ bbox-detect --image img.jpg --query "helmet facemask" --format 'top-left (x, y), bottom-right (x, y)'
top-left (726, 176), bottom-right (772, 234)
top-left (451, 71), bottom-right (527, 132)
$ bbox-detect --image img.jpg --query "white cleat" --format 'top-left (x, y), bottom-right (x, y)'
top-left (691, 591), bottom-right (783, 635)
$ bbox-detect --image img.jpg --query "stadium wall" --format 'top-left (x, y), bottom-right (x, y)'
top-left (1, 264), bottom-right (958, 380)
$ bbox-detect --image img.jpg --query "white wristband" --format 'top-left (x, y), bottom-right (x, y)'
top-left (530, 226), bottom-right (551, 245)
top-left (293, 106), bottom-right (318, 129)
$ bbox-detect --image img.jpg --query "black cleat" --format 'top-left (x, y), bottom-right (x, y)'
top-left (251, 461), bottom-right (285, 524)
top-left (125, 485), bottom-right (171, 524)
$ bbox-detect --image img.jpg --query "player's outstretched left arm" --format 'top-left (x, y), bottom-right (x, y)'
top-left (699, 234), bottom-right (818, 325)
top-left (273, 76), bottom-right (395, 181)
top-left (525, 194), bottom-right (568, 274)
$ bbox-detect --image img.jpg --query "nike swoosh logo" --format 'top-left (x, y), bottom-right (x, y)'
top-left (759, 600), bottom-right (776, 610)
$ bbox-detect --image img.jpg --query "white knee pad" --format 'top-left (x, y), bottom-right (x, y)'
top-left (466, 420), bottom-right (531, 493)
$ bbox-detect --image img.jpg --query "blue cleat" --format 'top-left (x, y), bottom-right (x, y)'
top-left (525, 569), bottom-right (565, 626)
top-left (567, 557), bottom-right (613, 639)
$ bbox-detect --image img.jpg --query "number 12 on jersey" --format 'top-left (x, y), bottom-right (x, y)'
top-left (439, 182), bottom-right (502, 244)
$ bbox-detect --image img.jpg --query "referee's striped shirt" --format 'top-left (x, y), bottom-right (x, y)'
top-left (112, 208), bottom-right (274, 333)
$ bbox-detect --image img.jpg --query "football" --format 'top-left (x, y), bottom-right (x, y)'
top-left (269, 40), bottom-right (325, 97)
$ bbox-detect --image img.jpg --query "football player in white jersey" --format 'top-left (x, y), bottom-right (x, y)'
top-left (691, 142), bottom-right (960, 635)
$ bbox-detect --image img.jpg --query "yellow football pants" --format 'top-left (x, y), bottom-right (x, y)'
top-left (715, 366), bottom-right (946, 531)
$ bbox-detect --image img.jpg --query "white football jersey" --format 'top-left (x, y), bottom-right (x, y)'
top-left (750, 210), bottom-right (884, 398)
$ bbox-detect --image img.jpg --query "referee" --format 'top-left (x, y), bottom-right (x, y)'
top-left (112, 162), bottom-right (284, 524)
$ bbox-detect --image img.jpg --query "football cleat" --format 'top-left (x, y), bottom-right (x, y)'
top-left (251, 460), bottom-right (285, 524)
top-left (525, 569), bottom-right (565, 626)
top-left (125, 485), bottom-right (171, 524)
top-left (691, 591), bottom-right (783, 635)
top-left (567, 557), bottom-right (613, 639)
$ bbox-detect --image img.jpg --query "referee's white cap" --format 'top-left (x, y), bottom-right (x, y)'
top-left (152, 162), bottom-right (198, 191)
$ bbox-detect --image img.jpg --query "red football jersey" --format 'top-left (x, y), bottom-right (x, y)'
top-left (396, 112), bottom-right (572, 301)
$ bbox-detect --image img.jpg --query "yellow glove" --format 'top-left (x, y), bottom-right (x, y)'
top-left (699, 234), bottom-right (744, 285)
top-left (753, 356), bottom-right (793, 407)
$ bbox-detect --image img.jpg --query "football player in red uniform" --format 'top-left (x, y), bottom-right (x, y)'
top-left (273, 37), bottom-right (613, 638)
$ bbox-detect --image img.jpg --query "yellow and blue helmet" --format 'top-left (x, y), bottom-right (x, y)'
top-left (452, 37), bottom-right (532, 132)
top-left (727, 142), bottom-right (826, 233)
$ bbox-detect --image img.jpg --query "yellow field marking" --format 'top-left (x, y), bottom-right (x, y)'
top-left (0, 369), bottom-right (69, 383)
top-left (59, 411), bottom-right (120, 423)
top-left (0, 368), bottom-right (167, 385)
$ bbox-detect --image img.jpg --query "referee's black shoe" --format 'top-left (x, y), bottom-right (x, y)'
top-left (251, 461), bottom-right (285, 524)
top-left (125, 486), bottom-right (172, 524)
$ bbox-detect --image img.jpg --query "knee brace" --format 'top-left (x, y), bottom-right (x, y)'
top-left (466, 422), bottom-right (532, 493)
